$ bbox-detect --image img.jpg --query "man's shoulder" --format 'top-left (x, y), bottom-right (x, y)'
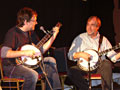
top-left (5, 26), bottom-right (23, 39)
top-left (79, 32), bottom-right (87, 37)
top-left (75, 32), bottom-right (86, 37)
top-left (74, 32), bottom-right (87, 41)
top-left (7, 26), bottom-right (17, 33)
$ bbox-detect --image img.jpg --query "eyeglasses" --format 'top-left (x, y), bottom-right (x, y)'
top-left (30, 20), bottom-right (37, 22)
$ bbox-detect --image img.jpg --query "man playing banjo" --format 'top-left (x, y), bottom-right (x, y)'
top-left (68, 16), bottom-right (120, 90)
top-left (1, 7), bottom-right (62, 90)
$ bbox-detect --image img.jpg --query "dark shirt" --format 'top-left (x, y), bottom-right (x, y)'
top-left (2, 26), bottom-right (40, 66)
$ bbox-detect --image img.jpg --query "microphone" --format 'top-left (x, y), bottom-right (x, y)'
top-left (40, 26), bottom-right (47, 34)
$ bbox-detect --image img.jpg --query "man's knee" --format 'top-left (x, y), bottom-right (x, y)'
top-left (44, 57), bottom-right (56, 64)
top-left (101, 60), bottom-right (112, 71)
top-left (25, 71), bottom-right (38, 83)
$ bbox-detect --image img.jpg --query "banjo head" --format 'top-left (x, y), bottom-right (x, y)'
top-left (16, 44), bottom-right (43, 68)
top-left (77, 49), bottom-right (100, 71)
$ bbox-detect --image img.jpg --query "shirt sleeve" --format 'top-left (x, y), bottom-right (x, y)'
top-left (68, 35), bottom-right (82, 61)
top-left (1, 46), bottom-right (12, 58)
top-left (102, 36), bottom-right (117, 61)
top-left (3, 30), bottom-right (16, 49)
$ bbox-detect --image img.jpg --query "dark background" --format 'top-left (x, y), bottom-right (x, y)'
top-left (0, 0), bottom-right (116, 48)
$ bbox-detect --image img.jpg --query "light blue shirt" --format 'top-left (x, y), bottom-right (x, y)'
top-left (68, 32), bottom-right (117, 62)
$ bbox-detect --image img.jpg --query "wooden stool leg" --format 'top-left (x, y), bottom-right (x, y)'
top-left (41, 79), bottom-right (46, 90)
top-left (17, 82), bottom-right (19, 90)
top-left (111, 79), bottom-right (113, 90)
top-left (0, 80), bottom-right (2, 90)
top-left (60, 76), bottom-right (66, 90)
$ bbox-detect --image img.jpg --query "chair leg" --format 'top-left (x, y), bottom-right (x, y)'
top-left (0, 80), bottom-right (2, 90)
top-left (17, 82), bottom-right (20, 90)
top-left (0, 81), bottom-right (2, 90)
top-left (41, 79), bottom-right (46, 90)
top-left (111, 79), bottom-right (113, 90)
top-left (60, 75), bottom-right (67, 90)
top-left (60, 76), bottom-right (65, 90)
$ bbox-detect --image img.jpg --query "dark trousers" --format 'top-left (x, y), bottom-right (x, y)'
top-left (68, 60), bottom-right (112, 90)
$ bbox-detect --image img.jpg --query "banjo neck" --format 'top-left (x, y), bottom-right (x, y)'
top-left (36, 32), bottom-right (52, 48)
top-left (98, 43), bottom-right (120, 56)
top-left (36, 22), bottom-right (62, 49)
top-left (78, 43), bottom-right (120, 72)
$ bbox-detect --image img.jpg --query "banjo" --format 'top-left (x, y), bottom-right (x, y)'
top-left (16, 22), bottom-right (62, 69)
top-left (77, 43), bottom-right (120, 72)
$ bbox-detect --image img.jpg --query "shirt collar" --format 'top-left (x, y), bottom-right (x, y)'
top-left (87, 32), bottom-right (100, 40)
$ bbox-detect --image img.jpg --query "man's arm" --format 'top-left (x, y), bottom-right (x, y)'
top-left (42, 26), bottom-right (59, 53)
top-left (1, 46), bottom-right (35, 58)
top-left (73, 52), bottom-right (91, 61)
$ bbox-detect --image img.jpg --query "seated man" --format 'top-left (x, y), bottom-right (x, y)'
top-left (68, 16), bottom-right (120, 90)
top-left (1, 7), bottom-right (61, 90)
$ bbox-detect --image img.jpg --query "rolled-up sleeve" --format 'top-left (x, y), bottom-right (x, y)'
top-left (1, 46), bottom-right (12, 58)
top-left (102, 37), bottom-right (117, 62)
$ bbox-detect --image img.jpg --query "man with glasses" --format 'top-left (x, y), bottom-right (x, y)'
top-left (1, 7), bottom-right (61, 90)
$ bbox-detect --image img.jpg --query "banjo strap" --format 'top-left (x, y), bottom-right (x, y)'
top-left (28, 31), bottom-right (33, 44)
top-left (98, 35), bottom-right (103, 51)
top-left (98, 35), bottom-right (103, 63)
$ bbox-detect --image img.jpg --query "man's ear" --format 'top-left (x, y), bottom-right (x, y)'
top-left (24, 20), bottom-right (28, 25)
top-left (97, 27), bottom-right (99, 31)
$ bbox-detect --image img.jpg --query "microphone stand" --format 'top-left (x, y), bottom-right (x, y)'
top-left (88, 59), bottom-right (91, 90)
top-left (36, 57), bottom-right (53, 90)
